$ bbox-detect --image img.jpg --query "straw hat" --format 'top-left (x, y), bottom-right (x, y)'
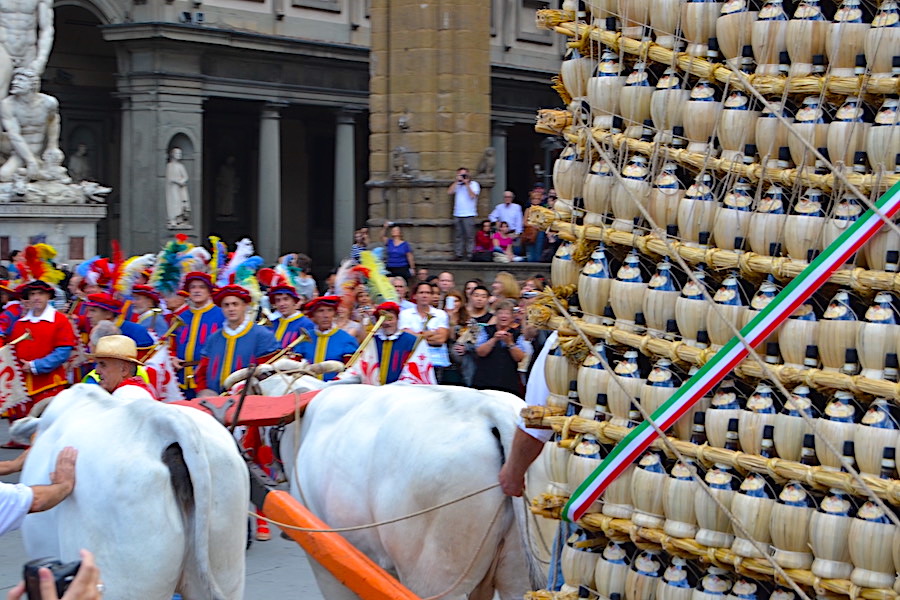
top-left (90, 335), bottom-right (142, 365)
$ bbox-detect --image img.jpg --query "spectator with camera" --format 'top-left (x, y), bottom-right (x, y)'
top-left (447, 167), bottom-right (480, 261)
top-left (8, 549), bottom-right (103, 600)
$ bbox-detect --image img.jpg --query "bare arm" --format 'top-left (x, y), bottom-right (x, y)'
top-left (43, 98), bottom-right (60, 153)
top-left (30, 447), bottom-right (77, 513)
top-left (499, 428), bottom-right (546, 496)
top-left (31, 0), bottom-right (55, 75)
top-left (425, 326), bottom-right (449, 345)
top-left (406, 251), bottom-right (416, 272)
top-left (0, 450), bottom-right (27, 476)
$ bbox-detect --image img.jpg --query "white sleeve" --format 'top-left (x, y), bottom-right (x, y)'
top-left (0, 483), bottom-right (33, 536)
top-left (489, 205), bottom-right (500, 222)
top-left (430, 309), bottom-right (450, 330)
top-left (519, 331), bottom-right (557, 442)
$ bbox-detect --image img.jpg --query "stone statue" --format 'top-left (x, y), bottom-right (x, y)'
top-left (0, 0), bottom-right (53, 101)
top-left (475, 146), bottom-right (496, 182)
top-left (67, 143), bottom-right (92, 181)
top-left (391, 146), bottom-right (412, 179)
top-left (0, 68), bottom-right (60, 182)
top-left (215, 155), bottom-right (238, 217)
top-left (165, 147), bottom-right (192, 229)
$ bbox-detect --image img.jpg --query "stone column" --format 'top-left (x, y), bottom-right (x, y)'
top-left (367, 0), bottom-right (492, 260)
top-left (257, 103), bottom-right (284, 263)
top-left (490, 121), bottom-right (510, 207)
top-left (333, 109), bottom-right (358, 264)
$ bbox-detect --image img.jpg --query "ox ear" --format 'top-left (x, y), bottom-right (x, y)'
top-left (9, 416), bottom-right (39, 445)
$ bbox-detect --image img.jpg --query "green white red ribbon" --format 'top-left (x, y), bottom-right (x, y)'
top-left (563, 180), bottom-right (900, 522)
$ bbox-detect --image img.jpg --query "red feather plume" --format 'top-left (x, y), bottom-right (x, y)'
top-left (109, 240), bottom-right (124, 292)
top-left (24, 246), bottom-right (46, 282)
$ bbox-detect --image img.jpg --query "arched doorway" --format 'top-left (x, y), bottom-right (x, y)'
top-left (44, 3), bottom-right (119, 254)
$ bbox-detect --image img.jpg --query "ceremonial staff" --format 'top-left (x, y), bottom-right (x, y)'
top-left (263, 330), bottom-right (310, 365)
top-left (144, 313), bottom-right (185, 357)
top-left (344, 314), bottom-right (387, 369)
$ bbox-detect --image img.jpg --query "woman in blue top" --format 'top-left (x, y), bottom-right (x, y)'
top-left (382, 223), bottom-right (416, 278)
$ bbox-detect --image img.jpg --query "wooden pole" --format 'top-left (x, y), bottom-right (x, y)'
top-left (261, 490), bottom-right (422, 600)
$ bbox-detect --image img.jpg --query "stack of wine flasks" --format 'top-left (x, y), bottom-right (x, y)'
top-left (524, 0), bottom-right (900, 599)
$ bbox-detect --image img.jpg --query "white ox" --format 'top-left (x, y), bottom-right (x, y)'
top-left (231, 361), bottom-right (546, 600)
top-left (11, 384), bottom-right (248, 600)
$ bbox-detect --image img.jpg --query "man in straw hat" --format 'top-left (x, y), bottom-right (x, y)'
top-left (195, 284), bottom-right (279, 397)
top-left (336, 301), bottom-right (436, 385)
top-left (7, 279), bottom-right (77, 426)
top-left (173, 271), bottom-right (223, 399)
top-left (294, 295), bottom-right (358, 382)
top-left (87, 334), bottom-right (157, 400)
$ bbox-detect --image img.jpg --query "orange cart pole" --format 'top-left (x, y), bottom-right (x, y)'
top-left (260, 488), bottom-right (423, 600)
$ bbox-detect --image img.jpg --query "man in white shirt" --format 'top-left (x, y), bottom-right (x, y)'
top-left (447, 167), bottom-right (480, 261)
top-left (390, 276), bottom-right (416, 311)
top-left (489, 190), bottom-right (524, 235)
top-left (398, 281), bottom-right (450, 380)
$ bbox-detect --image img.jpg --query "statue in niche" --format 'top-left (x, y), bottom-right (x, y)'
top-left (0, 0), bottom-right (54, 101)
top-left (215, 155), bottom-right (239, 218)
top-left (475, 147), bottom-right (496, 183)
top-left (67, 143), bottom-right (92, 182)
top-left (391, 146), bottom-right (413, 179)
top-left (165, 147), bottom-right (192, 230)
top-left (0, 68), bottom-right (61, 182)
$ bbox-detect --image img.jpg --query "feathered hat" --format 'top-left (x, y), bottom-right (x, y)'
top-left (18, 244), bottom-right (65, 292)
top-left (149, 235), bottom-right (192, 297)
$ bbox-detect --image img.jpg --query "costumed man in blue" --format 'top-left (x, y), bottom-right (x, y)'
top-left (84, 293), bottom-right (155, 361)
top-left (195, 283), bottom-right (280, 543)
top-left (265, 279), bottom-right (314, 348)
top-left (132, 285), bottom-right (168, 339)
top-left (336, 302), bottom-right (436, 385)
top-left (294, 295), bottom-right (358, 381)
top-left (172, 272), bottom-right (224, 399)
top-left (194, 284), bottom-right (279, 396)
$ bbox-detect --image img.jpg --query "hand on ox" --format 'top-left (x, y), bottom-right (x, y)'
top-left (7, 550), bottom-right (103, 600)
top-left (50, 447), bottom-right (77, 492)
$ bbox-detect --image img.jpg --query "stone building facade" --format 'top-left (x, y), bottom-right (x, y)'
top-left (41, 0), bottom-right (563, 263)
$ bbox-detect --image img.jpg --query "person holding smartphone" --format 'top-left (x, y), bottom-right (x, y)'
top-left (447, 167), bottom-right (480, 261)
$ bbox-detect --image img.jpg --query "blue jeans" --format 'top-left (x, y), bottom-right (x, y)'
top-left (527, 232), bottom-right (546, 262)
top-left (548, 520), bottom-right (576, 590)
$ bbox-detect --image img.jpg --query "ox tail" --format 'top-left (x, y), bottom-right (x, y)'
top-left (483, 397), bottom-right (548, 591)
top-left (157, 415), bottom-right (228, 600)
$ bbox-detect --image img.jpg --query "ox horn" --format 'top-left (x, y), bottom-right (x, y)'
top-left (223, 366), bottom-right (257, 391)
top-left (306, 360), bottom-right (345, 375)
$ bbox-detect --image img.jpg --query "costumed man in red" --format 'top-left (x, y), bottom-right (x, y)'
top-left (8, 280), bottom-right (77, 425)
top-left (195, 284), bottom-right (280, 541)
top-left (294, 296), bottom-right (359, 381)
top-left (0, 281), bottom-right (22, 339)
top-left (84, 293), bottom-right (155, 361)
top-left (172, 273), bottom-right (223, 399)
top-left (87, 335), bottom-right (158, 400)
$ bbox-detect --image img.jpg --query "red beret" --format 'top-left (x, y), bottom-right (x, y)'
top-left (183, 272), bottom-right (214, 290)
top-left (22, 280), bottom-right (54, 296)
top-left (375, 301), bottom-right (401, 315)
top-left (132, 285), bottom-right (160, 303)
top-left (268, 284), bottom-right (300, 302)
top-left (213, 284), bottom-right (251, 305)
top-left (85, 292), bottom-right (123, 314)
top-left (302, 295), bottom-right (340, 315)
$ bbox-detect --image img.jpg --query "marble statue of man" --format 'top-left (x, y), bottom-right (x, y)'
top-left (166, 147), bottom-right (191, 229)
top-left (67, 142), bottom-right (92, 181)
top-left (0, 68), bottom-right (60, 182)
top-left (0, 0), bottom-right (54, 100)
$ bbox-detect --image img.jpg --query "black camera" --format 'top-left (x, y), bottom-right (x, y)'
top-left (24, 558), bottom-right (81, 599)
